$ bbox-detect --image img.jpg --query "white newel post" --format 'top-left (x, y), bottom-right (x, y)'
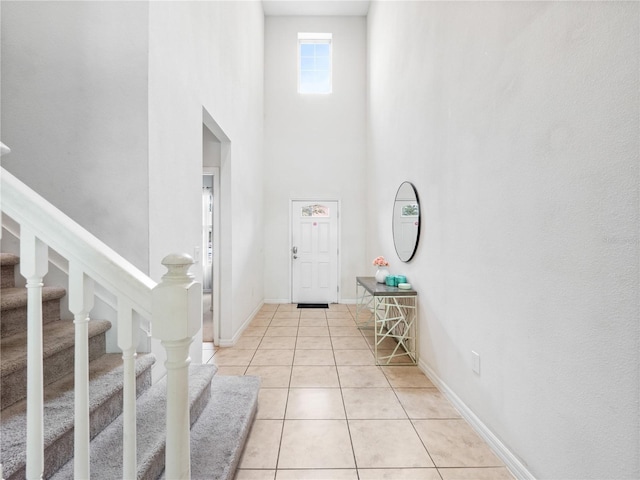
top-left (68, 263), bottom-right (94, 480)
top-left (152, 254), bottom-right (201, 480)
top-left (20, 228), bottom-right (48, 480)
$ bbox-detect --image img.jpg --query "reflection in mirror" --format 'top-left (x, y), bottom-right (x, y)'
top-left (393, 182), bottom-right (420, 262)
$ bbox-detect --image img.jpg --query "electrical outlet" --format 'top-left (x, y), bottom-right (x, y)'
top-left (471, 351), bottom-right (480, 375)
top-left (194, 246), bottom-right (201, 264)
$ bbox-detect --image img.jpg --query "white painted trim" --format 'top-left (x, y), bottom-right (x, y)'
top-left (202, 108), bottom-right (231, 143)
top-left (264, 298), bottom-right (291, 304)
top-left (288, 201), bottom-right (293, 303)
top-left (0, 142), bottom-right (11, 156)
top-left (419, 359), bottom-right (536, 480)
top-left (336, 200), bottom-right (342, 304)
top-left (202, 167), bottom-right (220, 346)
top-left (339, 298), bottom-right (357, 305)
top-left (218, 301), bottom-right (263, 347)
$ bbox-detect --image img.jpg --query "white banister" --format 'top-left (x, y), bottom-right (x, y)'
top-left (69, 262), bottom-right (94, 479)
top-left (1, 166), bottom-right (202, 479)
top-left (20, 227), bottom-right (48, 480)
top-left (1, 168), bottom-right (155, 317)
top-left (152, 254), bottom-right (201, 480)
top-left (117, 298), bottom-right (138, 479)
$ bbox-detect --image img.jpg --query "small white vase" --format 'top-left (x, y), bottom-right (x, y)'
top-left (375, 267), bottom-right (389, 283)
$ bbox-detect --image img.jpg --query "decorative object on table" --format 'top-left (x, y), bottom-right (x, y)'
top-left (372, 256), bottom-right (390, 283)
top-left (386, 275), bottom-right (398, 287)
top-left (397, 283), bottom-right (412, 290)
top-left (396, 275), bottom-right (407, 284)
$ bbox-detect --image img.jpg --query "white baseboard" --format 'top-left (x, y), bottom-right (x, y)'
top-left (264, 298), bottom-right (290, 304)
top-left (218, 301), bottom-right (264, 347)
top-left (339, 298), bottom-right (357, 304)
top-left (419, 359), bottom-right (535, 480)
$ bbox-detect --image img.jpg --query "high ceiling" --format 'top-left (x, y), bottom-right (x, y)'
top-left (262, 0), bottom-right (371, 16)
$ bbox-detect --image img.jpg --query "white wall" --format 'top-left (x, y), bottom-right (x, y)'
top-left (264, 16), bottom-right (367, 303)
top-left (367, 2), bottom-right (639, 479)
top-left (1, 1), bottom-right (150, 272)
top-left (148, 1), bottom-right (265, 347)
top-left (2, 1), bottom-right (265, 361)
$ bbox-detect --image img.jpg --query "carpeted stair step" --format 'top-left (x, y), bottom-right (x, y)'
top-left (185, 375), bottom-right (261, 480)
top-left (1, 286), bottom-right (67, 338)
top-left (50, 364), bottom-right (219, 480)
top-left (1, 318), bottom-right (111, 410)
top-left (0, 253), bottom-right (20, 288)
top-left (0, 353), bottom-right (156, 480)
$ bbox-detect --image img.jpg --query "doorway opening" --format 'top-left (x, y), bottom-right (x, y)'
top-left (202, 175), bottom-right (214, 294)
top-left (202, 122), bottom-right (222, 345)
top-left (201, 173), bottom-right (216, 343)
top-left (202, 108), bottom-right (231, 346)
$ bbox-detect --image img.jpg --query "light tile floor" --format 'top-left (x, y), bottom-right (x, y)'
top-left (202, 304), bottom-right (515, 480)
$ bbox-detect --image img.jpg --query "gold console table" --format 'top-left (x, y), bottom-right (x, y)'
top-left (355, 276), bottom-right (418, 365)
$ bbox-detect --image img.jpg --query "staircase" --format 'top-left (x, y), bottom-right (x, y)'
top-left (0, 146), bottom-right (260, 478)
top-left (0, 251), bottom-right (260, 479)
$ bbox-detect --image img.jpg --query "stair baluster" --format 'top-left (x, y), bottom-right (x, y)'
top-left (117, 298), bottom-right (139, 479)
top-left (20, 228), bottom-right (48, 480)
top-left (68, 263), bottom-right (94, 479)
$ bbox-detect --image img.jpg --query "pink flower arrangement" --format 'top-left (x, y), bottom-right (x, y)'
top-left (372, 256), bottom-right (389, 267)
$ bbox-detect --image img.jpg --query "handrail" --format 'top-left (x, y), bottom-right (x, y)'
top-left (0, 167), bottom-right (156, 316)
top-left (0, 164), bottom-right (199, 479)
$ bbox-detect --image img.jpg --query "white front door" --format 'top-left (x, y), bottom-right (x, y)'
top-left (291, 200), bottom-right (339, 304)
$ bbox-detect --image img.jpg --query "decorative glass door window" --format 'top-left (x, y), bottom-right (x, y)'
top-left (298, 33), bottom-right (332, 94)
top-left (401, 204), bottom-right (419, 216)
top-left (301, 204), bottom-right (330, 217)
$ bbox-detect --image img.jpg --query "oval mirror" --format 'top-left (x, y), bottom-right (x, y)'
top-left (392, 181), bottom-right (421, 262)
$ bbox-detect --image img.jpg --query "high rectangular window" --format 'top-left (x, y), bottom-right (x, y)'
top-left (298, 33), bottom-right (332, 94)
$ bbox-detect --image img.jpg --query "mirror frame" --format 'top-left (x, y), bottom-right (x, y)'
top-left (392, 181), bottom-right (421, 262)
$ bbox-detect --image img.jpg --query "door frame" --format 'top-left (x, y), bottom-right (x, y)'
top-left (203, 107), bottom-right (231, 345)
top-left (203, 167), bottom-right (220, 345)
top-left (289, 198), bottom-right (341, 304)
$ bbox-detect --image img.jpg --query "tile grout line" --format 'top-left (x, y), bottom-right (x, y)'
top-left (268, 308), bottom-right (288, 474)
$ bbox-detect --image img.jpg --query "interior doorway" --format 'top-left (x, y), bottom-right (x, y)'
top-left (202, 121), bottom-right (222, 345)
top-left (203, 108), bottom-right (231, 345)
top-left (202, 175), bottom-right (214, 293)
top-left (201, 173), bottom-right (215, 343)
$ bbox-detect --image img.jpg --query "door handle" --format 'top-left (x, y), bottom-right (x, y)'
top-left (292, 246), bottom-right (298, 254)
top-left (293, 255), bottom-right (298, 259)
